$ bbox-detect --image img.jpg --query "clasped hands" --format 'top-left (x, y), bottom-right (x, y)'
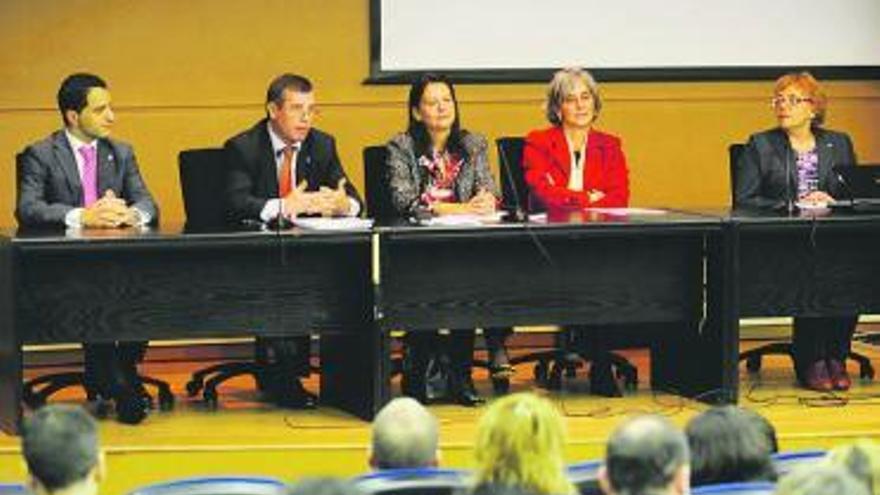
top-left (798, 190), bottom-right (835, 207)
top-left (281, 178), bottom-right (350, 219)
top-left (81, 190), bottom-right (141, 228)
top-left (430, 188), bottom-right (497, 216)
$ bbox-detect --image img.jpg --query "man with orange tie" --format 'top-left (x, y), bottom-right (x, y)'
top-left (225, 73), bottom-right (362, 408)
top-left (16, 73), bottom-right (158, 424)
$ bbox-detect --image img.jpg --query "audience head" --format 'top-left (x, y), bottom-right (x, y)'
top-left (265, 73), bottom-right (316, 144)
top-left (825, 439), bottom-right (880, 495)
top-left (544, 67), bottom-right (603, 128)
top-left (369, 397), bottom-right (439, 470)
top-left (775, 464), bottom-right (869, 495)
top-left (21, 405), bottom-right (104, 495)
top-left (473, 393), bottom-right (575, 495)
top-left (288, 477), bottom-right (362, 495)
top-left (57, 73), bottom-right (113, 140)
top-left (685, 405), bottom-right (776, 486)
top-left (599, 415), bottom-right (690, 495)
top-left (772, 71), bottom-right (827, 128)
top-left (739, 407), bottom-right (779, 454)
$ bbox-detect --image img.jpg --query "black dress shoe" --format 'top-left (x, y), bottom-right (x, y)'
top-left (115, 388), bottom-right (149, 425)
top-left (272, 379), bottom-right (317, 409)
top-left (450, 375), bottom-right (484, 407)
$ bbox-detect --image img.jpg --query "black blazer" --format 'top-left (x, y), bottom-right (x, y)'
top-left (734, 127), bottom-right (857, 209)
top-left (16, 130), bottom-right (158, 227)
top-left (224, 119), bottom-right (363, 222)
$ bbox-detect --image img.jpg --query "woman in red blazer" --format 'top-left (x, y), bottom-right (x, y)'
top-left (524, 68), bottom-right (629, 211)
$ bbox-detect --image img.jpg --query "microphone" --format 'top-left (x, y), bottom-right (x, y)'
top-left (497, 139), bottom-right (528, 223)
top-left (783, 146), bottom-right (795, 214)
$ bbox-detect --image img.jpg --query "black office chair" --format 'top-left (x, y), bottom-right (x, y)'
top-left (351, 467), bottom-right (470, 495)
top-left (178, 148), bottom-right (271, 406)
top-left (126, 476), bottom-right (287, 495)
top-left (728, 144), bottom-right (874, 380)
top-left (771, 450), bottom-right (826, 478)
top-left (691, 481), bottom-right (776, 495)
top-left (567, 460), bottom-right (603, 495)
top-left (16, 152), bottom-right (174, 413)
top-left (495, 137), bottom-right (638, 393)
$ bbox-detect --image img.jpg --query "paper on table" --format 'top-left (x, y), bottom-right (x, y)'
top-left (582, 207), bottom-right (669, 216)
top-left (293, 217), bottom-right (374, 230)
top-left (424, 211), bottom-right (505, 226)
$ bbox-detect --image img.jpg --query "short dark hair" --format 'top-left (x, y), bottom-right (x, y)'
top-left (22, 405), bottom-right (99, 492)
top-left (57, 73), bottom-right (107, 126)
top-left (605, 415), bottom-right (690, 495)
top-left (266, 73), bottom-right (313, 107)
top-left (685, 406), bottom-right (776, 486)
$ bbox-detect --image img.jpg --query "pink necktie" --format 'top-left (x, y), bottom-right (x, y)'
top-left (79, 145), bottom-right (98, 207)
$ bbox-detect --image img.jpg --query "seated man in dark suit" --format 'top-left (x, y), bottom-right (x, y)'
top-left (22, 404), bottom-right (105, 495)
top-left (225, 73), bottom-right (363, 408)
top-left (16, 73), bottom-right (158, 424)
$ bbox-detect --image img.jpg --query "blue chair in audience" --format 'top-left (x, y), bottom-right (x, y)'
top-left (352, 467), bottom-right (470, 495)
top-left (567, 460), bottom-right (603, 495)
top-left (692, 481), bottom-right (776, 494)
top-left (126, 476), bottom-right (286, 495)
top-left (0, 483), bottom-right (28, 495)
top-left (771, 449), bottom-right (827, 478)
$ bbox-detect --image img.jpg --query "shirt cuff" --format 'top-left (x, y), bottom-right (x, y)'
top-left (346, 197), bottom-right (361, 217)
top-left (64, 208), bottom-right (84, 228)
top-left (260, 199), bottom-right (282, 222)
top-left (133, 207), bottom-right (151, 226)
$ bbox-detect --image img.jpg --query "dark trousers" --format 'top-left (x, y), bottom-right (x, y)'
top-left (403, 330), bottom-right (475, 399)
top-left (257, 336), bottom-right (311, 387)
top-left (792, 316), bottom-right (857, 371)
top-left (83, 341), bottom-right (147, 394)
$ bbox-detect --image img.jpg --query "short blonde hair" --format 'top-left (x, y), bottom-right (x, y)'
top-left (825, 439), bottom-right (880, 494)
top-left (774, 71), bottom-right (828, 126)
top-left (545, 67), bottom-right (603, 126)
top-left (472, 393), bottom-right (576, 495)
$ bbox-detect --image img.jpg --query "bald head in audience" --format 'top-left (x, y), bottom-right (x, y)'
top-left (21, 405), bottom-right (105, 495)
top-left (369, 397), bottom-right (439, 470)
top-left (599, 415), bottom-right (690, 495)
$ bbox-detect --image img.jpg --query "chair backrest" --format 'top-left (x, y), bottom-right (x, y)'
top-left (352, 467), bottom-right (470, 495)
top-left (363, 145), bottom-right (397, 221)
top-left (728, 143), bottom-right (746, 205)
top-left (692, 481), bottom-right (776, 495)
top-left (126, 476), bottom-right (286, 495)
top-left (567, 460), bottom-right (602, 495)
top-left (771, 449), bottom-right (827, 478)
top-left (178, 148), bottom-right (228, 230)
top-left (495, 136), bottom-right (537, 214)
top-left (0, 483), bottom-right (28, 495)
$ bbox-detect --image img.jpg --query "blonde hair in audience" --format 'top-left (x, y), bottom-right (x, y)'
top-left (825, 439), bottom-right (880, 494)
top-left (473, 393), bottom-right (576, 495)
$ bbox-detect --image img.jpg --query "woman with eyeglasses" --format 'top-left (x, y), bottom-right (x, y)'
top-left (385, 73), bottom-right (513, 406)
top-left (734, 71), bottom-right (859, 392)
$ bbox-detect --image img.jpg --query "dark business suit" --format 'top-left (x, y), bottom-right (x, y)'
top-left (226, 119), bottom-right (362, 222)
top-left (15, 129), bottom-right (158, 402)
top-left (224, 119), bottom-right (362, 401)
top-left (734, 127), bottom-right (858, 374)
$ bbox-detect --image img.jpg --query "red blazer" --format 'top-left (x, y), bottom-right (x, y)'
top-left (523, 126), bottom-right (629, 209)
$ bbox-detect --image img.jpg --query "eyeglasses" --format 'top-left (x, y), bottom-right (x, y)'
top-left (770, 95), bottom-right (812, 108)
top-left (283, 104), bottom-right (321, 119)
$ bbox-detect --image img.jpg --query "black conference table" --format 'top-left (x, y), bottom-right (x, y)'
top-left (0, 224), bottom-right (378, 434)
top-left (721, 207), bottom-right (880, 371)
top-left (373, 209), bottom-right (732, 403)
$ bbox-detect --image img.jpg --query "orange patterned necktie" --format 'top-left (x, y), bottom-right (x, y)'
top-left (278, 145), bottom-right (296, 197)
